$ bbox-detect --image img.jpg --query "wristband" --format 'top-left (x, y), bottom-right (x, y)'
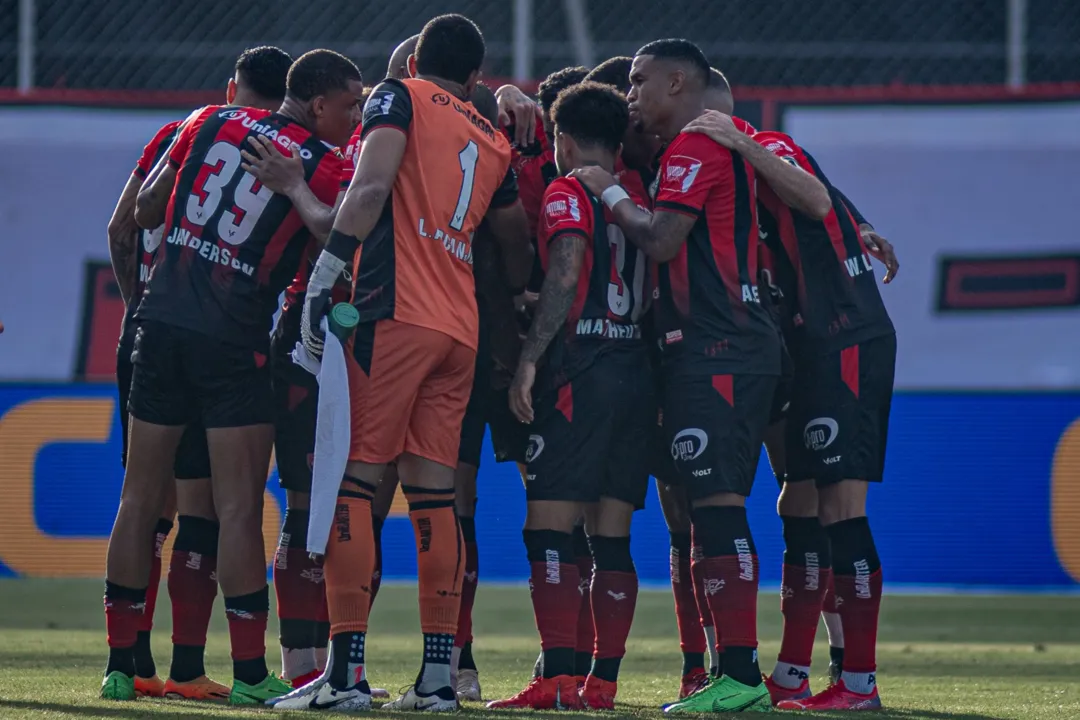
top-left (309, 251), bottom-right (347, 294)
top-left (601, 185), bottom-right (630, 211)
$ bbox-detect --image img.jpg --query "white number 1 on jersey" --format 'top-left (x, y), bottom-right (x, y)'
top-left (450, 140), bottom-right (479, 231)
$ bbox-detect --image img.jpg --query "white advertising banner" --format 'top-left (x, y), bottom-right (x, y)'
top-left (784, 102), bottom-right (1080, 388)
top-left (0, 104), bottom-right (1078, 387)
top-left (0, 107), bottom-right (183, 380)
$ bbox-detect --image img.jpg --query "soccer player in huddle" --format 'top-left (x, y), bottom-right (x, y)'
top-left (102, 49), bottom-right (362, 704)
top-left (492, 81), bottom-right (654, 711)
top-left (282, 14), bottom-right (531, 712)
top-left (686, 109), bottom-right (898, 710)
top-left (572, 38), bottom-right (830, 713)
top-left (105, 45), bottom-right (294, 703)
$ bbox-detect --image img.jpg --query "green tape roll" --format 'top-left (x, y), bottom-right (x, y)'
top-left (327, 302), bottom-right (359, 342)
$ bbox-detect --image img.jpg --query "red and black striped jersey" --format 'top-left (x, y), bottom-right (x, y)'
top-left (536, 176), bottom-right (650, 389)
top-left (652, 132), bottom-right (780, 375)
top-left (120, 119), bottom-right (182, 348)
top-left (753, 131), bottom-right (894, 357)
top-left (136, 105), bottom-right (344, 351)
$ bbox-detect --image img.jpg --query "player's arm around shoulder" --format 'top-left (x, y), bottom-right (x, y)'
top-left (571, 139), bottom-right (696, 263)
top-left (134, 105), bottom-right (215, 229)
top-left (683, 113), bottom-right (831, 220)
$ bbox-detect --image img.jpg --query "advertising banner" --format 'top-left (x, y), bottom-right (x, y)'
top-left (2, 384), bottom-right (1078, 589)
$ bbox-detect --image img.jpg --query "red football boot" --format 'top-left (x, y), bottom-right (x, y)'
top-left (764, 673), bottom-right (812, 706)
top-left (777, 679), bottom-right (882, 711)
top-left (679, 668), bottom-right (710, 700)
top-left (487, 675), bottom-right (583, 710)
top-left (579, 675), bottom-right (617, 710)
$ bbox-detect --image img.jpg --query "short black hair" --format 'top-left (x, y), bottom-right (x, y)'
top-left (551, 81), bottom-right (629, 154)
top-left (635, 39), bottom-right (710, 86)
top-left (415, 14), bottom-right (485, 85)
top-left (538, 66), bottom-right (590, 114)
top-left (709, 68), bottom-right (731, 93)
top-left (235, 46), bottom-right (293, 102)
top-left (584, 57), bottom-right (633, 92)
top-left (286, 49), bottom-right (362, 102)
top-left (470, 83), bottom-right (500, 127)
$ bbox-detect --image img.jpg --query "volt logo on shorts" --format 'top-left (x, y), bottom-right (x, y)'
top-left (803, 417), bottom-right (839, 451)
top-left (671, 428), bottom-right (708, 462)
top-left (526, 434), bottom-right (545, 463)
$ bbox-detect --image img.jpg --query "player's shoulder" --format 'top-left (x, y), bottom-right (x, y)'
top-left (665, 129), bottom-right (729, 163)
top-left (540, 176), bottom-right (591, 233)
top-left (732, 116), bottom-right (758, 136)
top-left (752, 130), bottom-right (801, 156)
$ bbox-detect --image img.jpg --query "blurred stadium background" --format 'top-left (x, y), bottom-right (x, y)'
top-left (0, 0), bottom-right (1078, 592)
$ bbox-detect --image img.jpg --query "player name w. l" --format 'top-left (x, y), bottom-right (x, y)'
top-left (845, 252), bottom-right (874, 278)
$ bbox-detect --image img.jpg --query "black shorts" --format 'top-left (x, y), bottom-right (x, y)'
top-left (786, 334), bottom-right (896, 486)
top-left (664, 372), bottom-right (778, 500)
top-left (458, 327), bottom-right (529, 468)
top-left (271, 337), bottom-right (318, 493)
top-left (129, 321), bottom-right (274, 430)
top-left (526, 352), bottom-right (655, 509)
top-left (770, 338), bottom-right (795, 426)
top-left (117, 340), bottom-right (211, 480)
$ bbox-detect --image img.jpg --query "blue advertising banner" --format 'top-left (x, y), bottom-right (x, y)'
top-left (0, 384), bottom-right (1078, 588)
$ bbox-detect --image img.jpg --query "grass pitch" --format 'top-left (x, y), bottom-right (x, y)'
top-left (0, 579), bottom-right (1077, 719)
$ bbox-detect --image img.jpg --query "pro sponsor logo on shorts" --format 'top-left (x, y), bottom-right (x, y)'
top-left (526, 434), bottom-right (545, 463)
top-left (543, 191), bottom-right (581, 228)
top-left (660, 155), bottom-right (703, 194)
top-left (803, 417), bottom-right (839, 451)
top-left (671, 428), bottom-right (708, 462)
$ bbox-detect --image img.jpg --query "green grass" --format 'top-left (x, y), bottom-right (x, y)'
top-left (0, 579), bottom-right (1078, 719)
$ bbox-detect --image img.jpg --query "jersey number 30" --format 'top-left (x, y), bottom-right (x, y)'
top-left (607, 225), bottom-right (646, 321)
top-left (186, 141), bottom-right (274, 245)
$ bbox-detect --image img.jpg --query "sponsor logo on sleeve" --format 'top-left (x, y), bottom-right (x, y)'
top-left (660, 155), bottom-right (703, 194)
top-left (364, 90), bottom-right (395, 121)
top-left (543, 191), bottom-right (581, 227)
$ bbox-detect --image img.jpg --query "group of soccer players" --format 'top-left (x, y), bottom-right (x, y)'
top-left (104, 10), bottom-right (898, 715)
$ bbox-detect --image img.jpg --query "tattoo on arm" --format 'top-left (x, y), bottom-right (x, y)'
top-left (615, 202), bottom-right (695, 263)
top-left (109, 231), bottom-right (138, 304)
top-left (520, 233), bottom-right (586, 364)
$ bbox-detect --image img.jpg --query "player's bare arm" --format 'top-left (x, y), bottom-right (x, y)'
top-left (241, 135), bottom-right (344, 244)
top-left (509, 232), bottom-right (586, 424)
top-left (684, 111), bottom-right (831, 220)
top-left (834, 186), bottom-right (899, 283)
top-left (134, 152), bottom-right (178, 230)
top-left (107, 173), bottom-right (142, 303)
top-left (484, 200), bottom-right (535, 290)
top-left (301, 126), bottom-right (407, 356)
top-left (495, 84), bottom-right (541, 146)
top-left (570, 166), bottom-right (695, 263)
top-left (860, 225), bottom-right (899, 283)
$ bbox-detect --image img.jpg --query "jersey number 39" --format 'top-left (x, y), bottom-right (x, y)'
top-left (186, 141), bottom-right (274, 246)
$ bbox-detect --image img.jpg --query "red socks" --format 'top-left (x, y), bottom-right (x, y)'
top-left (691, 506), bottom-right (761, 687)
top-left (225, 585), bottom-right (271, 685)
top-left (778, 516), bottom-right (831, 668)
top-left (588, 535), bottom-right (638, 683)
top-left (274, 510), bottom-right (326, 651)
top-left (670, 532), bottom-right (706, 656)
top-left (573, 527), bottom-right (595, 675)
top-left (168, 516), bottom-right (218, 648)
top-left (455, 517), bottom-right (479, 648)
top-left (139, 518), bottom-right (173, 635)
top-left (827, 517), bottom-right (883, 675)
top-left (524, 529), bottom-right (580, 677)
